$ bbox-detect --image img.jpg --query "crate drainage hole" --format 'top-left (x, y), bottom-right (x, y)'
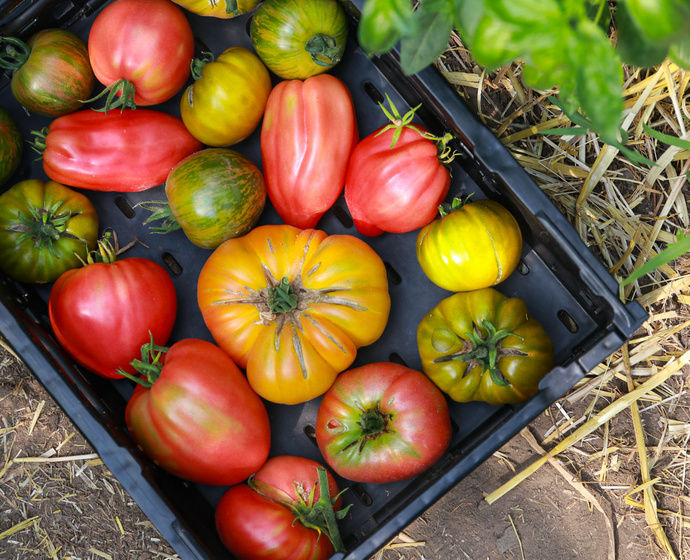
top-left (303, 424), bottom-right (318, 447)
top-left (363, 81), bottom-right (384, 105)
top-left (351, 484), bottom-right (373, 506)
top-left (114, 196), bottom-right (136, 219)
top-left (557, 309), bottom-right (579, 333)
top-left (384, 262), bottom-right (402, 285)
top-left (516, 259), bottom-right (530, 275)
top-left (162, 253), bottom-right (183, 275)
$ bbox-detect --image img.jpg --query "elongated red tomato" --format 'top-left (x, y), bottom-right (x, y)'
top-left (88, 0), bottom-right (194, 108)
top-left (35, 109), bottom-right (202, 191)
top-left (124, 338), bottom-right (271, 486)
top-left (261, 74), bottom-right (358, 228)
top-left (48, 241), bottom-right (177, 379)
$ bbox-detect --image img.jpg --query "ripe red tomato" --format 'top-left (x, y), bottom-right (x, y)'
top-left (344, 99), bottom-right (451, 236)
top-left (123, 338), bottom-right (271, 486)
top-left (215, 455), bottom-right (347, 560)
top-left (87, 0), bottom-right (194, 109)
top-left (34, 109), bottom-right (202, 192)
top-left (48, 240), bottom-right (177, 379)
top-left (315, 362), bottom-right (452, 483)
top-left (261, 74), bottom-right (358, 228)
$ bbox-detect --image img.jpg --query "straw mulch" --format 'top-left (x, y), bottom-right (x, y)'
top-left (432, 31), bottom-right (690, 560)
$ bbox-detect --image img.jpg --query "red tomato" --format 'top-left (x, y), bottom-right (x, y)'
top-left (34, 109), bottom-right (202, 191)
top-left (48, 240), bottom-right (177, 379)
top-left (215, 456), bottom-right (346, 560)
top-left (315, 362), bottom-right (452, 483)
top-left (87, 0), bottom-right (194, 108)
top-left (261, 74), bottom-right (358, 228)
top-left (344, 101), bottom-right (451, 236)
top-left (124, 338), bottom-right (271, 486)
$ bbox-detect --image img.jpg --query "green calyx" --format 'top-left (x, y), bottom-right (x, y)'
top-left (225, 0), bottom-right (239, 16)
top-left (249, 466), bottom-right (350, 553)
top-left (437, 194), bottom-right (472, 218)
top-left (268, 277), bottom-right (299, 314)
top-left (82, 78), bottom-right (137, 113)
top-left (375, 93), bottom-right (456, 163)
top-left (305, 33), bottom-right (343, 67)
top-left (7, 202), bottom-right (81, 258)
top-left (190, 51), bottom-right (214, 81)
top-left (0, 36), bottom-right (30, 70)
top-left (115, 332), bottom-right (169, 388)
top-left (137, 201), bottom-right (181, 235)
top-left (342, 400), bottom-right (394, 454)
top-left (434, 319), bottom-right (524, 387)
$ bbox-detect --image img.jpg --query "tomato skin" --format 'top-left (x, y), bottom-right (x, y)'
top-left (250, 0), bottom-right (348, 80)
top-left (416, 288), bottom-right (555, 406)
top-left (344, 124), bottom-right (451, 237)
top-left (197, 224), bottom-right (391, 405)
top-left (261, 74), bottom-right (358, 228)
top-left (40, 109), bottom-right (202, 192)
top-left (88, 0), bottom-right (194, 106)
top-left (165, 148), bottom-right (267, 248)
top-left (5, 29), bottom-right (95, 117)
top-left (48, 257), bottom-right (177, 379)
top-left (315, 362), bottom-right (452, 483)
top-left (125, 338), bottom-right (271, 486)
top-left (180, 47), bottom-right (272, 147)
top-left (0, 107), bottom-right (22, 187)
top-left (170, 0), bottom-right (260, 18)
top-left (215, 456), bottom-right (341, 560)
top-left (0, 180), bottom-right (99, 283)
top-left (416, 199), bottom-right (523, 292)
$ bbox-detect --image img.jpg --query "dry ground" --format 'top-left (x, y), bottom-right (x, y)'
top-left (3, 28), bottom-right (690, 560)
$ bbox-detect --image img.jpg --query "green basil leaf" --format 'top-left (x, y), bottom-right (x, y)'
top-left (453, 0), bottom-right (487, 48)
top-left (358, 0), bottom-right (417, 55)
top-left (615, 0), bottom-right (670, 67)
top-left (622, 0), bottom-right (690, 43)
top-left (400, 8), bottom-right (454, 75)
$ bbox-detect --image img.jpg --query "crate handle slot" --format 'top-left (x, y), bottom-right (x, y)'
top-left (161, 252), bottom-right (182, 276)
top-left (114, 196), bottom-right (135, 219)
top-left (557, 309), bottom-right (579, 333)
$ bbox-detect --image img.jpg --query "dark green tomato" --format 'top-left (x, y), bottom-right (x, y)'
top-left (0, 29), bottom-right (95, 116)
top-left (0, 180), bottom-right (99, 283)
top-left (0, 107), bottom-right (22, 186)
top-left (165, 148), bottom-right (266, 249)
top-left (250, 0), bottom-right (348, 79)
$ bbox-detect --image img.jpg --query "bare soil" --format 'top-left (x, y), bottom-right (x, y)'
top-left (2, 339), bottom-right (688, 560)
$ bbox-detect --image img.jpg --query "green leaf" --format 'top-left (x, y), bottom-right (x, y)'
top-left (621, 231), bottom-right (690, 287)
top-left (452, 0), bottom-right (487, 48)
top-left (568, 19), bottom-right (624, 144)
top-left (643, 122), bottom-right (690, 150)
top-left (358, 0), bottom-right (416, 55)
top-left (622, 0), bottom-right (690, 44)
top-left (615, 0), bottom-right (670, 68)
top-left (539, 127), bottom-right (591, 136)
top-left (399, 7), bottom-right (454, 75)
top-left (669, 35), bottom-right (690, 69)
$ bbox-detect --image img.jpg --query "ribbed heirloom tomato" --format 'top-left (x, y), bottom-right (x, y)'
top-left (197, 224), bottom-right (391, 404)
top-left (121, 338), bottom-right (271, 486)
top-left (417, 288), bottom-right (555, 406)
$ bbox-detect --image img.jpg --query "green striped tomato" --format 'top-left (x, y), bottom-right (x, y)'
top-left (165, 148), bottom-right (266, 249)
top-left (0, 29), bottom-right (95, 117)
top-left (0, 107), bottom-right (22, 187)
top-left (250, 0), bottom-right (348, 80)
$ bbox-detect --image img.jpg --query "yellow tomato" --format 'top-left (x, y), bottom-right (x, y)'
top-left (170, 0), bottom-right (260, 18)
top-left (197, 224), bottom-right (391, 404)
top-left (180, 47), bottom-right (271, 147)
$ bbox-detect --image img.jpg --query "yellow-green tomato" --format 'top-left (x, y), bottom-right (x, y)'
top-left (169, 0), bottom-right (260, 18)
top-left (180, 47), bottom-right (272, 147)
top-left (416, 198), bottom-right (523, 292)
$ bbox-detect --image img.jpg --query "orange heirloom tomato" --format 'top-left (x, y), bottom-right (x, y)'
top-left (197, 224), bottom-right (391, 405)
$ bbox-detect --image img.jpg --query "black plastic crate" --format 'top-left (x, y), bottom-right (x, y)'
top-left (0, 1), bottom-right (648, 559)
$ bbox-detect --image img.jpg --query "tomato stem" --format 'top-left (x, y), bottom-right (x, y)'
top-left (115, 332), bottom-right (169, 387)
top-left (305, 34), bottom-right (343, 67)
top-left (0, 36), bottom-right (30, 69)
top-left (437, 195), bottom-right (473, 218)
top-left (268, 277), bottom-right (299, 314)
top-left (136, 201), bottom-right (181, 235)
top-left (190, 52), bottom-right (214, 81)
top-left (6, 202), bottom-right (84, 258)
top-left (82, 78), bottom-right (137, 113)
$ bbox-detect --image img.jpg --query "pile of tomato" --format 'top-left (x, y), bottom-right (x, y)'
top-left (0, 0), bottom-right (556, 558)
